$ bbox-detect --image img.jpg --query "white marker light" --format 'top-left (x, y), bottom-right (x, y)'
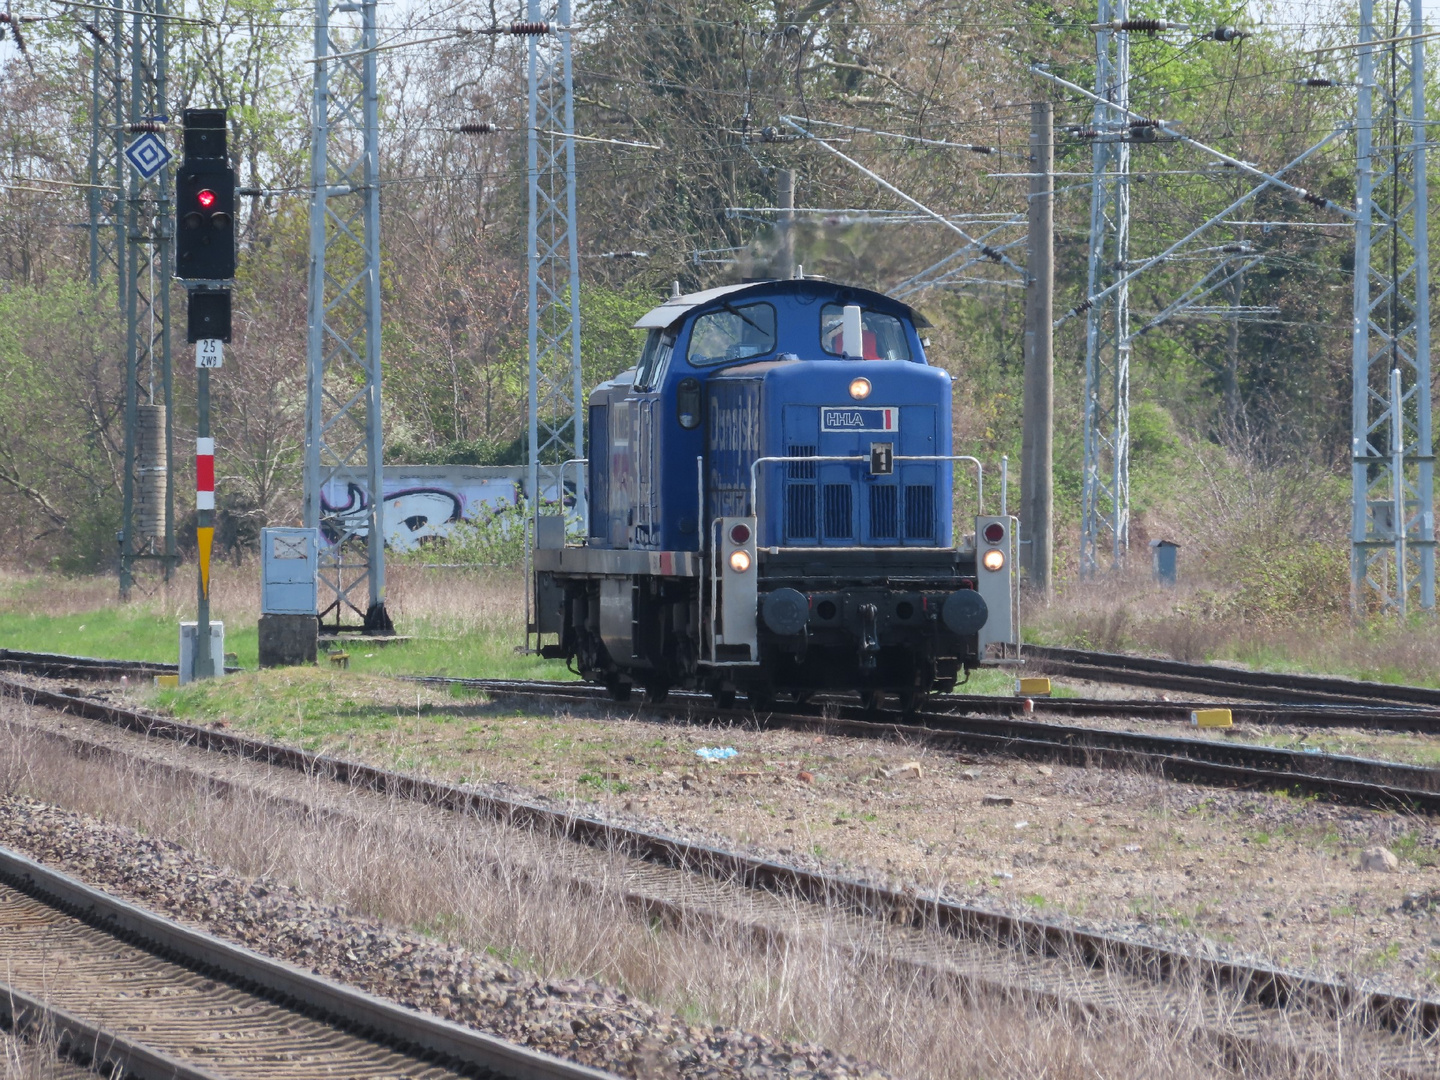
top-left (849, 377), bottom-right (872, 400)
top-left (983, 549), bottom-right (1005, 572)
top-left (729, 549), bottom-right (752, 572)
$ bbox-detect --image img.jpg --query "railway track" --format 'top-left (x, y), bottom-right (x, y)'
top-left (0, 842), bottom-right (615, 1080)
top-left (0, 675), bottom-right (1437, 1075)
top-left (403, 676), bottom-right (1440, 815)
top-left (4, 642), bottom-right (1440, 812)
top-left (13, 644), bottom-right (1440, 730)
top-left (1024, 644), bottom-right (1440, 710)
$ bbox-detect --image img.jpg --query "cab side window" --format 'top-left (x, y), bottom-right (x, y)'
top-left (820, 304), bottom-right (912, 361)
top-left (634, 330), bottom-right (674, 391)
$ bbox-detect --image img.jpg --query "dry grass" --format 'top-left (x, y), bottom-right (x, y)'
top-left (0, 1027), bottom-right (74, 1080)
top-left (1027, 565), bottom-right (1440, 688)
top-left (0, 708), bottom-right (1423, 1080)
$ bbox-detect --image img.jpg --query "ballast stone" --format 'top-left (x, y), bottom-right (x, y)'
top-left (1360, 846), bottom-right (1399, 873)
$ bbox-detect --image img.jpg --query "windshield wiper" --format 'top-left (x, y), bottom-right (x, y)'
top-left (720, 300), bottom-right (767, 336)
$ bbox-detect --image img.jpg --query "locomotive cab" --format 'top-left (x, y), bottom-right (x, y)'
top-left (531, 278), bottom-right (1019, 706)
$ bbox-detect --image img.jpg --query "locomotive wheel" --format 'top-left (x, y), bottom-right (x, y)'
top-left (644, 682), bottom-right (670, 704)
top-left (712, 689), bottom-right (737, 708)
top-left (898, 690), bottom-right (921, 715)
top-left (747, 685), bottom-right (775, 711)
top-left (859, 690), bottom-right (883, 712)
top-left (606, 681), bottom-right (632, 703)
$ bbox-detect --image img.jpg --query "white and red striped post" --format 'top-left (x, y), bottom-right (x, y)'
top-left (196, 438), bottom-right (215, 511)
top-left (194, 371), bottom-right (215, 679)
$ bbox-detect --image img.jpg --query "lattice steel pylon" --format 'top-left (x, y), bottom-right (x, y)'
top-left (303, 0), bottom-right (392, 634)
top-left (118, 0), bottom-right (175, 600)
top-left (1079, 0), bottom-right (1131, 578)
top-left (1350, 0), bottom-right (1434, 616)
top-left (526, 0), bottom-right (584, 534)
top-left (84, 5), bottom-right (125, 288)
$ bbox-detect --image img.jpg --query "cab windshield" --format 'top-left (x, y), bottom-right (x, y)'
top-left (686, 302), bottom-right (777, 366)
top-left (820, 304), bottom-right (912, 361)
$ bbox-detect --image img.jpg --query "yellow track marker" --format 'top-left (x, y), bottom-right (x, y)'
top-left (197, 526), bottom-right (214, 598)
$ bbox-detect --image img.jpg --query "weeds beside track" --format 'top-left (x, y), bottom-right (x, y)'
top-left (1, 675), bottom-right (1437, 1077)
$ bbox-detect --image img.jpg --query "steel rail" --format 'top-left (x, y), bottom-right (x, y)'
top-left (2, 676), bottom-right (1437, 1058)
top-left (4, 644), bottom-right (1439, 803)
top-left (0, 842), bottom-right (618, 1080)
top-left (0, 978), bottom-right (225, 1080)
top-left (406, 677), bottom-right (1440, 813)
top-left (12, 643), bottom-right (1440, 721)
top-left (13, 646), bottom-right (1440, 729)
top-left (1023, 644), bottom-right (1440, 708)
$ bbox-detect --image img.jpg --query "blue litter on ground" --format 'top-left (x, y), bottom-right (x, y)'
top-left (695, 746), bottom-right (738, 761)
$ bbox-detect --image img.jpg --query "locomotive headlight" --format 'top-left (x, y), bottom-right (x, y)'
top-left (729, 549), bottom-right (752, 573)
top-left (848, 377), bottom-right (872, 400)
top-left (982, 549), bottom-right (1005, 572)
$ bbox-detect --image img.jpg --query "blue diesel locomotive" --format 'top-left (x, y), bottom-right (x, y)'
top-left (531, 277), bottom-right (1018, 707)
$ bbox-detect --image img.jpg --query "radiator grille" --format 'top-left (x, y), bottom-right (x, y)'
top-left (823, 484), bottom-right (853, 540)
top-left (869, 485), bottom-right (898, 540)
top-left (786, 484), bottom-right (816, 541)
top-left (785, 446), bottom-right (817, 540)
top-left (904, 484), bottom-right (934, 540)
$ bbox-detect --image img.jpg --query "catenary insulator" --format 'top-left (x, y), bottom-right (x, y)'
top-left (125, 122), bottom-right (167, 134)
top-left (1091, 18), bottom-right (1173, 33)
top-left (509, 21), bottom-right (550, 34)
top-left (458, 122), bottom-right (496, 134)
top-left (1212, 25), bottom-right (1247, 40)
top-left (1301, 190), bottom-right (1328, 209)
top-left (1301, 78), bottom-right (1339, 87)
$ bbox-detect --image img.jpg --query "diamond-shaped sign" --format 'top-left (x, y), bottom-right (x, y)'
top-left (124, 132), bottom-right (172, 180)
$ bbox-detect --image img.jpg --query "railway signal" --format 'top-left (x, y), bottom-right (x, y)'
top-left (175, 109), bottom-right (235, 283)
top-left (176, 107), bottom-right (236, 680)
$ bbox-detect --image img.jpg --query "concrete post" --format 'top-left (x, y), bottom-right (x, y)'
top-left (776, 169), bottom-right (796, 279)
top-left (1021, 101), bottom-right (1054, 600)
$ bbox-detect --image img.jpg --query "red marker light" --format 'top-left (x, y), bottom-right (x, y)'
top-left (196, 189), bottom-right (217, 209)
top-left (983, 522), bottom-right (1005, 544)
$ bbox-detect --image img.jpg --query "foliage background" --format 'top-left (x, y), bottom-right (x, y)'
top-left (0, 0), bottom-right (1417, 623)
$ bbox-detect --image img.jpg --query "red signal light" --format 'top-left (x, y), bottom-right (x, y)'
top-left (730, 522), bottom-right (751, 545)
top-left (196, 189), bottom-right (217, 209)
top-left (983, 522), bottom-right (1005, 544)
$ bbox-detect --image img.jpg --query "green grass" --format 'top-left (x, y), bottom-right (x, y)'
top-left (0, 605), bottom-right (262, 668)
top-left (317, 631), bottom-right (570, 682)
top-left (0, 603), bottom-right (569, 683)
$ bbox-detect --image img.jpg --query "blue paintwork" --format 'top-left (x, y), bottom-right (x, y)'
top-left (586, 278), bottom-right (948, 554)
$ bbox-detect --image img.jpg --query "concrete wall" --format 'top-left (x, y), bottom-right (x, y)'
top-left (320, 465), bottom-right (526, 552)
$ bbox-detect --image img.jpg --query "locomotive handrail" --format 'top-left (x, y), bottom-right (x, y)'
top-left (747, 454), bottom-right (986, 527)
top-left (560, 457), bottom-right (587, 546)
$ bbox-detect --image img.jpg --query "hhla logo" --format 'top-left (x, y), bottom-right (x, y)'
top-left (820, 407), bottom-right (898, 432)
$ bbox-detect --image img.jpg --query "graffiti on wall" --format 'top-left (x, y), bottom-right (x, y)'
top-left (320, 467), bottom-right (523, 552)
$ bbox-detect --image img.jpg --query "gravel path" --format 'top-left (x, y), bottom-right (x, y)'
top-left (0, 794), bottom-right (885, 1080)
